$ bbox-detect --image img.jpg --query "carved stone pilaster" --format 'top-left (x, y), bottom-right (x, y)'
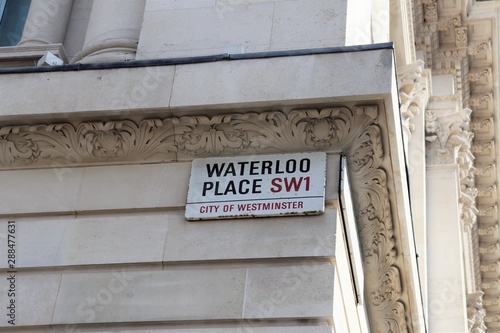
top-left (426, 108), bottom-right (478, 229)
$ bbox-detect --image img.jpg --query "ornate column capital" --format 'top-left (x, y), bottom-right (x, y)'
top-left (398, 60), bottom-right (430, 138)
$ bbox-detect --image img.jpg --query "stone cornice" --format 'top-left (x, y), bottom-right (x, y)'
top-left (414, 0), bottom-right (500, 328)
top-left (0, 105), bottom-right (414, 331)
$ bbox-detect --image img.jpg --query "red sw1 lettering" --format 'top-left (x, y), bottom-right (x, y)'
top-left (270, 176), bottom-right (310, 193)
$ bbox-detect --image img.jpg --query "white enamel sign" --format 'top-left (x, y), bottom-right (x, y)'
top-left (185, 152), bottom-right (327, 220)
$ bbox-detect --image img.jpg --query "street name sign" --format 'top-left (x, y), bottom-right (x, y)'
top-left (185, 152), bottom-right (327, 220)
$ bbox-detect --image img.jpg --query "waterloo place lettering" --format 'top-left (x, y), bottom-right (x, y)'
top-left (202, 158), bottom-right (311, 196)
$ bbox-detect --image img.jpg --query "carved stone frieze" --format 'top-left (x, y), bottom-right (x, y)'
top-left (0, 105), bottom-right (411, 331)
top-left (0, 120), bottom-right (176, 168)
top-left (435, 48), bottom-right (467, 59)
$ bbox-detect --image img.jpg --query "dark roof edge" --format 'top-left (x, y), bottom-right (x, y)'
top-left (0, 42), bottom-right (394, 75)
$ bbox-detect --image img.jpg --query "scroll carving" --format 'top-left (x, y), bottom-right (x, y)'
top-left (468, 41), bottom-right (491, 56)
top-left (479, 242), bottom-right (499, 255)
top-left (478, 225), bottom-right (498, 237)
top-left (0, 120), bottom-right (176, 167)
top-left (469, 68), bottom-right (492, 82)
top-left (398, 61), bottom-right (430, 138)
top-left (437, 15), bottom-right (461, 31)
top-left (0, 106), bottom-right (410, 331)
top-left (470, 93), bottom-right (492, 107)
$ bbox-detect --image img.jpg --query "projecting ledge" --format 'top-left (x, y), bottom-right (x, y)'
top-left (0, 48), bottom-right (395, 122)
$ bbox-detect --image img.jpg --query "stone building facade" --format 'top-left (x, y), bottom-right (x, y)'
top-left (0, 0), bottom-right (498, 332)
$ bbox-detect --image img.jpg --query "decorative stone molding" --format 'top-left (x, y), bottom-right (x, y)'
top-left (477, 185), bottom-right (496, 199)
top-left (479, 242), bottom-right (500, 255)
top-left (472, 141), bottom-right (495, 157)
top-left (425, 107), bottom-right (478, 230)
top-left (425, 108), bottom-right (473, 164)
top-left (415, 0), bottom-right (500, 328)
top-left (437, 15), bottom-right (462, 31)
top-left (398, 61), bottom-right (430, 138)
top-left (0, 120), bottom-right (176, 167)
top-left (477, 205), bottom-right (497, 217)
top-left (435, 48), bottom-right (468, 59)
top-left (467, 291), bottom-right (487, 332)
top-left (455, 27), bottom-right (468, 47)
top-left (0, 105), bottom-right (411, 331)
top-left (423, 0), bottom-right (438, 23)
top-left (470, 93), bottom-right (492, 108)
top-left (468, 40), bottom-right (491, 56)
top-left (474, 163), bottom-right (495, 178)
top-left (471, 117), bottom-right (494, 134)
top-left (482, 279), bottom-right (500, 289)
top-left (480, 261), bottom-right (500, 273)
top-left (469, 68), bottom-right (492, 83)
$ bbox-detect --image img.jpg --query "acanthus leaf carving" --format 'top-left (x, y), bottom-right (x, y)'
top-left (398, 61), bottom-right (430, 137)
top-left (0, 119), bottom-right (176, 168)
top-left (0, 106), bottom-right (410, 332)
top-left (173, 115), bottom-right (252, 156)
